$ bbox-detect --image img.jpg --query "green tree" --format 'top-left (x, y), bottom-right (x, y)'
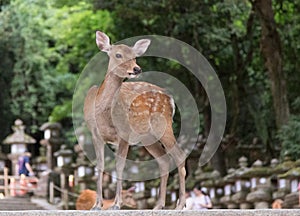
top-left (0, 0), bottom-right (58, 133)
top-left (46, 2), bottom-right (114, 145)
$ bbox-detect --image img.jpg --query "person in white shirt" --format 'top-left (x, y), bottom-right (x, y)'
top-left (192, 185), bottom-right (212, 210)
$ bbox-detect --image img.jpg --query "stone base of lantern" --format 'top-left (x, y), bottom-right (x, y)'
top-left (147, 197), bottom-right (156, 208)
top-left (254, 201), bottom-right (269, 209)
top-left (273, 189), bottom-right (289, 200)
top-left (283, 192), bottom-right (299, 208)
top-left (211, 198), bottom-right (223, 209)
top-left (231, 191), bottom-right (248, 208)
top-left (240, 202), bottom-right (252, 209)
top-left (227, 203), bottom-right (239, 209)
top-left (136, 199), bottom-right (148, 209)
top-left (220, 195), bottom-right (238, 209)
top-left (246, 187), bottom-right (272, 209)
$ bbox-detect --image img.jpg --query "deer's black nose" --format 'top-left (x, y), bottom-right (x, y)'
top-left (133, 67), bottom-right (142, 74)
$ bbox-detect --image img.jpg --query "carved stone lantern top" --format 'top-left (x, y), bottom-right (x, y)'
top-left (272, 155), bottom-right (295, 175)
top-left (240, 159), bottom-right (271, 178)
top-left (239, 156), bottom-right (248, 168)
top-left (223, 168), bottom-right (236, 183)
top-left (278, 160), bottom-right (300, 179)
top-left (270, 158), bottom-right (279, 168)
top-left (231, 156), bottom-right (250, 179)
top-left (3, 119), bottom-right (36, 145)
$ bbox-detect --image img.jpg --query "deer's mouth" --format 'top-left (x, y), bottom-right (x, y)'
top-left (128, 70), bottom-right (141, 78)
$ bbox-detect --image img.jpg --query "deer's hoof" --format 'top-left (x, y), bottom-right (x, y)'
top-left (90, 207), bottom-right (101, 211)
top-left (109, 205), bottom-right (120, 210)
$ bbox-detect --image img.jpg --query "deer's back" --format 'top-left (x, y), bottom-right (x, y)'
top-left (113, 82), bottom-right (175, 142)
top-left (119, 81), bottom-right (174, 114)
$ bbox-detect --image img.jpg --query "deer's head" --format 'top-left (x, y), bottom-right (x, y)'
top-left (96, 31), bottom-right (151, 79)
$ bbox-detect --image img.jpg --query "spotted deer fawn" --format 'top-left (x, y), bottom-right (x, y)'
top-left (83, 31), bottom-right (186, 210)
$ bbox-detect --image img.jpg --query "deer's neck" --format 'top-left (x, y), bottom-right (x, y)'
top-left (99, 72), bottom-right (124, 108)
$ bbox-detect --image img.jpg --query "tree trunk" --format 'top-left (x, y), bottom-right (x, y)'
top-left (203, 100), bottom-right (227, 177)
top-left (251, 0), bottom-right (290, 127)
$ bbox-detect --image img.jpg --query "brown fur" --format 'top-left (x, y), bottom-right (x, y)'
top-left (76, 188), bottom-right (137, 210)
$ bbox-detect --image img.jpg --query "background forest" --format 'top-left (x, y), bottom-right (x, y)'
top-left (0, 0), bottom-right (299, 175)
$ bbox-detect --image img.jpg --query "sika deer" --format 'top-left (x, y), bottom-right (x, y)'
top-left (76, 187), bottom-right (137, 210)
top-left (83, 31), bottom-right (186, 210)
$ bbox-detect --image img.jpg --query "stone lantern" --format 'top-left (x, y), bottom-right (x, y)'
top-left (2, 119), bottom-right (36, 175)
top-left (245, 160), bottom-right (272, 208)
top-left (40, 122), bottom-right (62, 170)
top-left (219, 168), bottom-right (238, 209)
top-left (129, 164), bottom-right (150, 209)
top-left (54, 145), bottom-right (74, 210)
top-left (278, 159), bottom-right (300, 208)
top-left (201, 170), bottom-right (223, 209)
top-left (271, 154), bottom-right (295, 201)
top-left (54, 145), bottom-right (73, 168)
top-left (34, 146), bottom-right (50, 197)
top-left (231, 156), bottom-right (252, 209)
top-left (73, 144), bottom-right (94, 192)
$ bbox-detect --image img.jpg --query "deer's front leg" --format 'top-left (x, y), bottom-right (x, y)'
top-left (110, 139), bottom-right (129, 210)
top-left (91, 135), bottom-right (105, 211)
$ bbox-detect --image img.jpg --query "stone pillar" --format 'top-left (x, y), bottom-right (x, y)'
top-left (245, 160), bottom-right (272, 209)
top-left (73, 144), bottom-right (94, 192)
top-left (133, 181), bottom-right (150, 209)
top-left (40, 122), bottom-right (62, 170)
top-left (220, 168), bottom-right (238, 209)
top-left (54, 145), bottom-right (74, 210)
top-left (279, 159), bottom-right (300, 208)
top-left (271, 155), bottom-right (295, 202)
top-left (231, 156), bottom-right (251, 209)
top-left (201, 170), bottom-right (223, 209)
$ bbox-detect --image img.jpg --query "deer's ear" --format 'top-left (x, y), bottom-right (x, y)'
top-left (127, 186), bottom-right (136, 192)
top-left (96, 31), bottom-right (111, 52)
top-left (132, 39), bottom-right (151, 57)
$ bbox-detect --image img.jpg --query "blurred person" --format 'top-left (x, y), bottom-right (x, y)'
top-left (192, 185), bottom-right (212, 210)
top-left (17, 151), bottom-right (34, 176)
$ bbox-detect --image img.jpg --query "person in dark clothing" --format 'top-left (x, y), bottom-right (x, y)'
top-left (17, 151), bottom-right (34, 176)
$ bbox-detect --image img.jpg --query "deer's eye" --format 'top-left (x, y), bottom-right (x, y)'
top-left (116, 53), bottom-right (122, 58)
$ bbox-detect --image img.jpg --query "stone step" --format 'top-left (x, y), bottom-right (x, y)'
top-left (0, 197), bottom-right (45, 211)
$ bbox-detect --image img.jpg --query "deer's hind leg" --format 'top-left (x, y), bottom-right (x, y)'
top-left (142, 141), bottom-right (170, 210)
top-left (158, 126), bottom-right (186, 210)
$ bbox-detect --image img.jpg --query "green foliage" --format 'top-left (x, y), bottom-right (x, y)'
top-left (0, 0), bottom-right (114, 142)
top-left (274, 0), bottom-right (300, 115)
top-left (49, 3), bottom-right (114, 74)
top-left (47, 2), bottom-right (114, 127)
top-left (0, 0), bottom-right (58, 132)
top-left (277, 116), bottom-right (300, 161)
